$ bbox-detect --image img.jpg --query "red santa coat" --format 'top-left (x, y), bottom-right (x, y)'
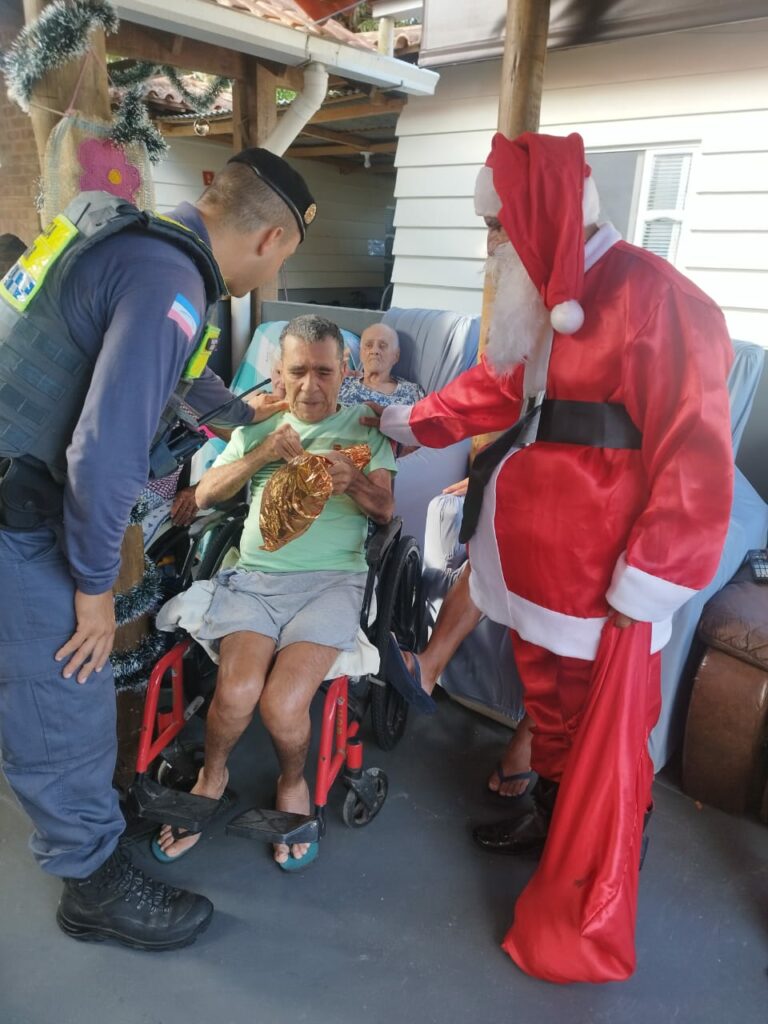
top-left (381, 225), bottom-right (734, 656)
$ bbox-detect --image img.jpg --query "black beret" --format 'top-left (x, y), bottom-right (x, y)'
top-left (228, 147), bottom-right (316, 241)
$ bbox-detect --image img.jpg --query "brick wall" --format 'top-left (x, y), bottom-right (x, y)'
top-left (0, 3), bottom-right (43, 245)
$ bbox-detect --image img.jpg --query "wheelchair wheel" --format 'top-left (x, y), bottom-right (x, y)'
top-left (154, 744), bottom-right (204, 792)
top-left (192, 517), bottom-right (242, 582)
top-left (371, 535), bottom-right (424, 750)
top-left (342, 768), bottom-right (388, 827)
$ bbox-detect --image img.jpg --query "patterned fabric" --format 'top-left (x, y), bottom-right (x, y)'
top-left (339, 375), bottom-right (425, 408)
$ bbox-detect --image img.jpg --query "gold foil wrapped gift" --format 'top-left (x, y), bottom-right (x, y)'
top-left (260, 444), bottom-right (371, 551)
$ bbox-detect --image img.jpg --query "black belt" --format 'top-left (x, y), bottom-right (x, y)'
top-left (459, 399), bottom-right (642, 544)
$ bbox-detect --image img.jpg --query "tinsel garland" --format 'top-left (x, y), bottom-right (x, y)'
top-left (2, 0), bottom-right (119, 113)
top-left (110, 630), bottom-right (169, 693)
top-left (129, 494), bottom-right (153, 526)
top-left (110, 85), bottom-right (168, 164)
top-left (114, 556), bottom-right (164, 627)
top-left (109, 60), bottom-right (230, 115)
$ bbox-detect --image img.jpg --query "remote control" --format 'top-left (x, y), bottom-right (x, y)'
top-left (746, 549), bottom-right (768, 583)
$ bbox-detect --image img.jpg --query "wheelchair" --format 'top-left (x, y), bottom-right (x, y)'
top-left (130, 503), bottom-right (425, 854)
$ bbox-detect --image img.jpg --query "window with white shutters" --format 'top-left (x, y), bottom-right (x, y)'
top-left (635, 150), bottom-right (692, 263)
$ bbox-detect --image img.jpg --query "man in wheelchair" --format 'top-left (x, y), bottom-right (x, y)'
top-left (154, 315), bottom-right (396, 869)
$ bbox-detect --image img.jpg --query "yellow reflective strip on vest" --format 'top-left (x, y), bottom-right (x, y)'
top-left (183, 323), bottom-right (221, 380)
top-left (0, 215), bottom-right (79, 312)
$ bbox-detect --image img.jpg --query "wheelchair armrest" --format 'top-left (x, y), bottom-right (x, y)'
top-left (188, 502), bottom-right (249, 541)
top-left (365, 516), bottom-right (402, 568)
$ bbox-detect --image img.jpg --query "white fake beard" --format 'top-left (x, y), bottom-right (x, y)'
top-left (485, 243), bottom-right (551, 377)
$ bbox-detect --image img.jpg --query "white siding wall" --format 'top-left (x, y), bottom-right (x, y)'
top-left (392, 19), bottom-right (768, 344)
top-left (152, 140), bottom-right (393, 296)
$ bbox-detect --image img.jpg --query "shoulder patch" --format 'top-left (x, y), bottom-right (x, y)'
top-left (167, 293), bottom-right (200, 341)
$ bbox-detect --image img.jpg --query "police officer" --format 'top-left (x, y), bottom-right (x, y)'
top-left (0, 148), bottom-right (316, 950)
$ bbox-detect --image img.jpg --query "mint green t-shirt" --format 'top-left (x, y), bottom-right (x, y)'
top-left (212, 404), bottom-right (397, 573)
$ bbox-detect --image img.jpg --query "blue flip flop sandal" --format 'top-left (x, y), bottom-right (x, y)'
top-left (151, 825), bottom-right (202, 864)
top-left (385, 635), bottom-right (437, 714)
top-left (150, 787), bottom-right (235, 863)
top-left (277, 841), bottom-right (319, 873)
top-left (489, 766), bottom-right (538, 800)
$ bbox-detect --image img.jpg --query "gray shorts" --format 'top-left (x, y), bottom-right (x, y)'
top-left (195, 568), bottom-right (367, 653)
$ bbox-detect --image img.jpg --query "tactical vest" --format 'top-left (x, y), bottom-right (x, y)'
top-left (0, 191), bottom-right (225, 484)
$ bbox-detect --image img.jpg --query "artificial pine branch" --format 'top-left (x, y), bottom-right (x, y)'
top-left (108, 61), bottom-right (229, 115)
top-left (114, 557), bottom-right (164, 628)
top-left (110, 85), bottom-right (168, 164)
top-left (110, 630), bottom-right (169, 693)
top-left (2, 0), bottom-right (119, 112)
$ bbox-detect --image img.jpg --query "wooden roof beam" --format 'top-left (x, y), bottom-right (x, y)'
top-left (305, 97), bottom-right (405, 123)
top-left (286, 140), bottom-right (396, 158)
top-left (298, 124), bottom-right (386, 150)
top-left (111, 22), bottom-right (305, 90)
top-left (158, 117), bottom-right (234, 137)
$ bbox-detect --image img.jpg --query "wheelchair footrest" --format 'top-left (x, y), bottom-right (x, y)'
top-left (131, 776), bottom-right (222, 833)
top-left (226, 807), bottom-right (320, 846)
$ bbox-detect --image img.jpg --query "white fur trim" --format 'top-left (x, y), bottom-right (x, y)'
top-left (585, 222), bottom-right (621, 271)
top-left (583, 175), bottom-right (600, 227)
top-left (467, 460), bottom-right (673, 657)
top-left (606, 552), bottom-right (697, 622)
top-left (380, 403), bottom-right (418, 445)
top-left (474, 164), bottom-right (501, 217)
top-left (550, 299), bottom-right (584, 335)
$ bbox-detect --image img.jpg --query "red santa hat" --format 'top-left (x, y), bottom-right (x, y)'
top-left (474, 132), bottom-right (600, 335)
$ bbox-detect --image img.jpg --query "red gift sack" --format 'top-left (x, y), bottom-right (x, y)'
top-left (504, 620), bottom-right (661, 983)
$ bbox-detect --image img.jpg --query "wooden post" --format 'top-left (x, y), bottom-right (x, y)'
top-left (497, 0), bottom-right (551, 138)
top-left (474, 0), bottom-right (551, 453)
top-left (22, 0), bottom-right (110, 195)
top-left (233, 57), bottom-right (280, 334)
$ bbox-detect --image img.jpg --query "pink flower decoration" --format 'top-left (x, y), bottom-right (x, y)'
top-left (78, 138), bottom-right (141, 202)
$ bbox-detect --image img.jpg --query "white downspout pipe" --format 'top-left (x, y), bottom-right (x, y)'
top-left (262, 62), bottom-right (329, 157)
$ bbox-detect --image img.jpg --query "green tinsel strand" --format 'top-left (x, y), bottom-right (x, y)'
top-left (2, 0), bottom-right (119, 113)
top-left (110, 630), bottom-right (169, 693)
top-left (129, 494), bottom-right (153, 526)
top-left (108, 61), bottom-right (229, 115)
top-left (107, 60), bottom-right (160, 88)
top-left (163, 66), bottom-right (230, 115)
top-left (114, 558), bottom-right (164, 627)
top-left (110, 85), bottom-right (168, 164)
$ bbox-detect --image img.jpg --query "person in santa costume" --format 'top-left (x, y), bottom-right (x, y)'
top-left (372, 131), bottom-right (734, 982)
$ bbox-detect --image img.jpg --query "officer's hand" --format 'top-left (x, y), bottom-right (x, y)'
top-left (358, 402), bottom-right (385, 429)
top-left (324, 450), bottom-right (357, 495)
top-left (56, 590), bottom-right (116, 684)
top-left (443, 477), bottom-right (469, 497)
top-left (170, 485), bottom-right (198, 526)
top-left (608, 606), bottom-right (638, 629)
top-left (245, 392), bottom-right (289, 423)
top-left (264, 422), bottom-right (304, 462)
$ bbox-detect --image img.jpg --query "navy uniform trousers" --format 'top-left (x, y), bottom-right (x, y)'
top-left (0, 525), bottom-right (124, 878)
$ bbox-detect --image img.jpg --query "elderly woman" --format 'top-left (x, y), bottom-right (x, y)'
top-left (339, 323), bottom-right (424, 408)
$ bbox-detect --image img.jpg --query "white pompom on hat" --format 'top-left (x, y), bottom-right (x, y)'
top-left (475, 132), bottom-right (600, 335)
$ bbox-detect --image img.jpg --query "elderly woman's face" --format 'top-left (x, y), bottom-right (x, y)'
top-left (361, 326), bottom-right (399, 377)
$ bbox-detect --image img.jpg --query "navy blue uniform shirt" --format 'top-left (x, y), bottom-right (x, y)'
top-left (59, 202), bottom-right (252, 595)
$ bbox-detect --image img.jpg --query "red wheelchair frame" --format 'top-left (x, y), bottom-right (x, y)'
top-left (132, 627), bottom-right (389, 848)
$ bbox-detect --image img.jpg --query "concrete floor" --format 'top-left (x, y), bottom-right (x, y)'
top-left (0, 692), bottom-right (766, 1024)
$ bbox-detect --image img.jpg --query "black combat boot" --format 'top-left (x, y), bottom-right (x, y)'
top-left (472, 778), bottom-right (559, 855)
top-left (57, 844), bottom-right (213, 950)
